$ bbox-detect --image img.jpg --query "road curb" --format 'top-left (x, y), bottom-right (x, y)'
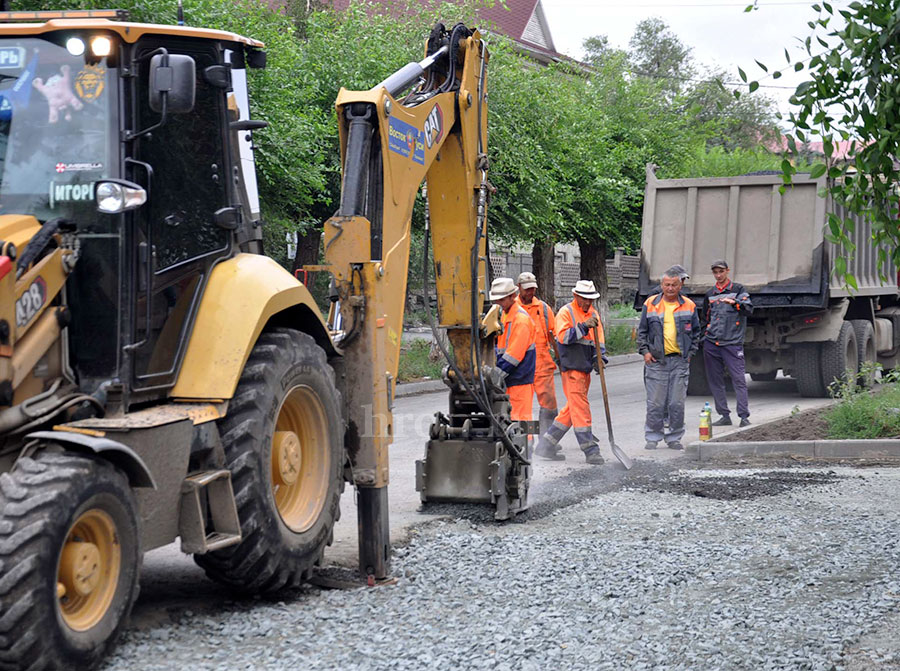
top-left (394, 352), bottom-right (643, 398)
top-left (686, 438), bottom-right (900, 461)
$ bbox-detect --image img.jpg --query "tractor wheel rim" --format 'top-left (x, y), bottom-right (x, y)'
top-left (272, 384), bottom-right (330, 532)
top-left (57, 509), bottom-right (121, 632)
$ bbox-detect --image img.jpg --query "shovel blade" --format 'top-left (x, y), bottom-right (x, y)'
top-left (610, 441), bottom-right (633, 470)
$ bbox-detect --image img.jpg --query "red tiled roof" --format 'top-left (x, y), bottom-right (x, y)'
top-left (766, 136), bottom-right (858, 161)
top-left (328, 0), bottom-right (564, 60)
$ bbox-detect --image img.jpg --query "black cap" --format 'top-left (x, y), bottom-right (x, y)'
top-left (710, 259), bottom-right (729, 270)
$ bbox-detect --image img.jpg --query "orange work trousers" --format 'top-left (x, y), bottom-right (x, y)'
top-left (508, 383), bottom-right (534, 421)
top-left (555, 369), bottom-right (591, 429)
top-left (533, 369), bottom-right (557, 411)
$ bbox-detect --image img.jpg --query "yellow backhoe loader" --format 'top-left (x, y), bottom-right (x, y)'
top-left (0, 10), bottom-right (527, 670)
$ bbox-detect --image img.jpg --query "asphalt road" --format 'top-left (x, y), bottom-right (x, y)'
top-left (138, 360), bottom-right (834, 595)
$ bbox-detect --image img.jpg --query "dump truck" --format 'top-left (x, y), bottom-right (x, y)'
top-left (0, 11), bottom-right (516, 670)
top-left (638, 164), bottom-right (900, 397)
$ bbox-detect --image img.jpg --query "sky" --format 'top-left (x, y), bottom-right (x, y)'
top-left (540, 0), bottom-right (844, 118)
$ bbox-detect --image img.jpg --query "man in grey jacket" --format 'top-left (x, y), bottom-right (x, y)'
top-left (701, 259), bottom-right (753, 427)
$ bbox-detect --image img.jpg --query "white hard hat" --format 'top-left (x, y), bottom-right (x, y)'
top-left (572, 279), bottom-right (599, 299)
top-left (489, 277), bottom-right (518, 300)
top-left (516, 271), bottom-right (538, 289)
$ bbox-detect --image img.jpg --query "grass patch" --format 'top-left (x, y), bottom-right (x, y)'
top-left (609, 302), bottom-right (640, 319)
top-left (604, 323), bottom-right (638, 356)
top-left (825, 382), bottom-right (900, 439)
top-left (397, 339), bottom-right (445, 382)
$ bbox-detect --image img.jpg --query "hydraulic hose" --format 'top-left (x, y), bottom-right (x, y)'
top-left (421, 187), bottom-right (528, 465)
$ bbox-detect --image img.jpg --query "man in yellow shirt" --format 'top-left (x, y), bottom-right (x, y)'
top-left (636, 268), bottom-right (701, 450)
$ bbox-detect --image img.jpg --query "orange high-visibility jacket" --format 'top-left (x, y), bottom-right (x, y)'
top-left (521, 299), bottom-right (556, 372)
top-left (555, 301), bottom-right (605, 373)
top-left (496, 298), bottom-right (536, 386)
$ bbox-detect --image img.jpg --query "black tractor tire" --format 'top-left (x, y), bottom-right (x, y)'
top-left (687, 353), bottom-right (711, 396)
top-left (750, 371), bottom-right (778, 382)
top-left (195, 328), bottom-right (344, 593)
top-left (0, 452), bottom-right (140, 671)
top-left (794, 343), bottom-right (827, 397)
top-left (821, 321), bottom-right (859, 395)
top-left (850, 319), bottom-right (877, 387)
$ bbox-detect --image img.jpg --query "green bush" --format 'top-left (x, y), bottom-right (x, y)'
top-left (825, 383), bottom-right (900, 439)
top-left (604, 324), bottom-right (638, 356)
top-left (609, 303), bottom-right (640, 319)
top-left (397, 340), bottom-right (445, 382)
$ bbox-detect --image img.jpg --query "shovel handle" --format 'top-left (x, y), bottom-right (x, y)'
top-left (592, 324), bottom-right (615, 445)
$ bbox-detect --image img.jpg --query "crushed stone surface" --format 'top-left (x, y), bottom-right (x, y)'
top-left (103, 465), bottom-right (900, 670)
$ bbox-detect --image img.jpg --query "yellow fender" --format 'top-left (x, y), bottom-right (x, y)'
top-left (171, 253), bottom-right (334, 400)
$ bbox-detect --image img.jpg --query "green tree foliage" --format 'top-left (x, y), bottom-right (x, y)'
top-left (628, 17), bottom-right (694, 95)
top-left (747, 0), bottom-right (900, 278)
top-left (685, 68), bottom-right (778, 150)
top-left (672, 145), bottom-right (785, 178)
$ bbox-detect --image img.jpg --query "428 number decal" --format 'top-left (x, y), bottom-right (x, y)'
top-left (16, 277), bottom-right (47, 328)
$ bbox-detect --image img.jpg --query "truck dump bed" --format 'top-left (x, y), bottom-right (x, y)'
top-left (638, 165), bottom-right (897, 307)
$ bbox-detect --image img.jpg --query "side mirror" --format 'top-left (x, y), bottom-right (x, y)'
top-left (149, 53), bottom-right (196, 114)
top-left (246, 48), bottom-right (266, 69)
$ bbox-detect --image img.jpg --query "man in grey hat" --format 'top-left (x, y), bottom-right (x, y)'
top-left (701, 259), bottom-right (753, 427)
top-left (516, 271), bottom-right (558, 435)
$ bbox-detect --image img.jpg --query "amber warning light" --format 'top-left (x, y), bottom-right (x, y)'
top-left (0, 9), bottom-right (129, 22)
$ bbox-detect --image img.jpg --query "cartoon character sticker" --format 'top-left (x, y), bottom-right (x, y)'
top-left (74, 64), bottom-right (105, 102)
top-left (33, 64), bottom-right (83, 123)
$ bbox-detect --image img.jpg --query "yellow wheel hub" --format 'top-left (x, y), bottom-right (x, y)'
top-left (57, 509), bottom-right (121, 632)
top-left (271, 385), bottom-right (331, 533)
top-left (272, 431), bottom-right (302, 486)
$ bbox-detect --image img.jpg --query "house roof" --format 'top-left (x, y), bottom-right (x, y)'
top-left (328, 0), bottom-right (565, 62)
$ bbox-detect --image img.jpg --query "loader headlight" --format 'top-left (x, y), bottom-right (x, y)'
top-left (95, 179), bottom-right (147, 214)
top-left (90, 36), bottom-right (112, 58)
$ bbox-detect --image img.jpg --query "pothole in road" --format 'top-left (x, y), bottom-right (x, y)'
top-left (629, 469), bottom-right (845, 500)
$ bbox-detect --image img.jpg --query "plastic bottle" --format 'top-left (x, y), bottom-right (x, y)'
top-left (699, 402), bottom-right (712, 441)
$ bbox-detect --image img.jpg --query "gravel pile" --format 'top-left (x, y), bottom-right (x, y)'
top-left (104, 467), bottom-right (900, 671)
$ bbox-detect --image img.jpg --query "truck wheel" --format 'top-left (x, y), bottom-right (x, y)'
top-left (0, 453), bottom-right (140, 671)
top-left (195, 328), bottom-right (344, 593)
top-left (750, 371), bottom-right (777, 382)
top-left (850, 319), bottom-right (876, 387)
top-left (820, 321), bottom-right (858, 394)
top-left (687, 354), bottom-right (711, 396)
top-left (794, 343), bottom-right (827, 397)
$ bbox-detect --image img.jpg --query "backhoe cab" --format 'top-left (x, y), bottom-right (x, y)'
top-left (0, 11), bottom-right (343, 671)
top-left (0, 12), bottom-right (522, 671)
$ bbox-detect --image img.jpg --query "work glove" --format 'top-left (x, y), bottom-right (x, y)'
top-left (581, 314), bottom-right (599, 329)
top-left (481, 304), bottom-right (502, 337)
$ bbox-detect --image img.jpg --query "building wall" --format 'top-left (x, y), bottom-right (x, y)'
top-left (491, 245), bottom-right (639, 309)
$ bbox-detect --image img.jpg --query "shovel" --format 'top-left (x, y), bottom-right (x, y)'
top-left (593, 324), bottom-right (633, 470)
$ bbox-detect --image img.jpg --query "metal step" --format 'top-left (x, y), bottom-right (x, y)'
top-left (179, 470), bottom-right (242, 554)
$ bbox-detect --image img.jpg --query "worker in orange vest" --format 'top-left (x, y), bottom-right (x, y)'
top-left (488, 277), bottom-right (536, 421)
top-left (534, 280), bottom-right (605, 465)
top-left (516, 272), bottom-right (558, 435)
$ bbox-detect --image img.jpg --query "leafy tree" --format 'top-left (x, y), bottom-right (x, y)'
top-left (685, 67), bottom-right (778, 150)
top-left (582, 34), bottom-right (626, 68)
top-left (746, 0), bottom-right (900, 279)
top-left (628, 17), bottom-right (694, 98)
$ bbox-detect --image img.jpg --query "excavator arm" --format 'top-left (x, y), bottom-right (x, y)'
top-left (317, 24), bottom-right (528, 580)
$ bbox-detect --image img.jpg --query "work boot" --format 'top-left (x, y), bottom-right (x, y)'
top-left (644, 441), bottom-right (658, 450)
top-left (584, 449), bottom-right (604, 465)
top-left (712, 415), bottom-right (732, 426)
top-left (739, 417), bottom-right (751, 427)
top-left (666, 441), bottom-right (684, 450)
top-left (535, 444), bottom-right (565, 461)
